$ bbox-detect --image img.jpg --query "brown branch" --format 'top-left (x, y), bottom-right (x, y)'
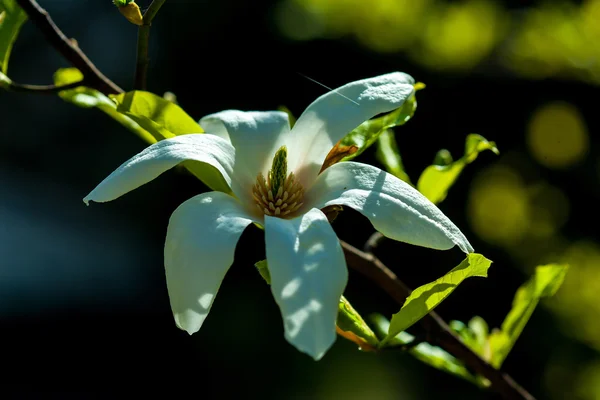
top-left (15, 0), bottom-right (123, 95)
top-left (5, 80), bottom-right (82, 94)
top-left (340, 240), bottom-right (536, 400)
top-left (134, 0), bottom-right (167, 90)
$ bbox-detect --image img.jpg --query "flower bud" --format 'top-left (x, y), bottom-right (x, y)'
top-left (113, 0), bottom-right (143, 26)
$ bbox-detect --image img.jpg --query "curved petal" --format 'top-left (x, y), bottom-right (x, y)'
top-left (165, 191), bottom-right (255, 334)
top-left (199, 110), bottom-right (291, 201)
top-left (307, 162), bottom-right (474, 253)
top-left (288, 72), bottom-right (415, 186)
top-left (265, 208), bottom-right (348, 360)
top-left (84, 134), bottom-right (235, 204)
top-left (198, 114), bottom-right (230, 142)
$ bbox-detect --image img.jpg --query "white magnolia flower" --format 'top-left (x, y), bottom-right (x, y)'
top-left (84, 72), bottom-right (473, 360)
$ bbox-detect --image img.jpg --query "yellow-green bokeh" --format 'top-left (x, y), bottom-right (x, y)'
top-left (527, 102), bottom-right (589, 169)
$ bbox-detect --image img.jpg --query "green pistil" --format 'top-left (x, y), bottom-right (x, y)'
top-left (269, 146), bottom-right (288, 197)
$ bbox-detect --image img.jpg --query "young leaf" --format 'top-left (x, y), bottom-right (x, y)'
top-left (375, 129), bottom-right (412, 184)
top-left (112, 90), bottom-right (204, 141)
top-left (417, 134), bottom-right (499, 204)
top-left (450, 316), bottom-right (491, 360)
top-left (0, 0), bottom-right (27, 73)
top-left (112, 91), bottom-right (231, 194)
top-left (336, 296), bottom-right (379, 350)
top-left (488, 264), bottom-right (568, 368)
top-left (384, 253), bottom-right (492, 344)
top-left (53, 68), bottom-right (156, 144)
top-left (370, 313), bottom-right (483, 386)
top-left (339, 91), bottom-right (418, 161)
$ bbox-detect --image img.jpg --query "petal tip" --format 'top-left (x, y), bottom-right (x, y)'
top-left (284, 331), bottom-right (335, 361)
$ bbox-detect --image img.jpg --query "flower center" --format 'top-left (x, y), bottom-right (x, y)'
top-left (252, 146), bottom-right (304, 218)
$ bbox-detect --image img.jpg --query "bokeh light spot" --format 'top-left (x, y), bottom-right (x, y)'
top-left (468, 166), bottom-right (530, 246)
top-left (527, 102), bottom-right (589, 169)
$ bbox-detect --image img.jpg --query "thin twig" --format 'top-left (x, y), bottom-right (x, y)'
top-left (340, 240), bottom-right (536, 400)
top-left (364, 231), bottom-right (385, 254)
top-left (4, 80), bottom-right (82, 94)
top-left (15, 0), bottom-right (123, 95)
top-left (134, 0), bottom-right (167, 90)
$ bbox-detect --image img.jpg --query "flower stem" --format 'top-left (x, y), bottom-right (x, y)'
top-left (3, 79), bottom-right (83, 94)
top-left (134, 0), bottom-right (167, 90)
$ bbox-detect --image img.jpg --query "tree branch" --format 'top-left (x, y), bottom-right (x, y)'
top-left (4, 79), bottom-right (82, 94)
top-left (15, 0), bottom-right (123, 95)
top-left (134, 0), bottom-right (167, 90)
top-left (340, 240), bottom-right (536, 400)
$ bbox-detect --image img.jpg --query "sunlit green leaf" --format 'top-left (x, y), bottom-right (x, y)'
top-left (112, 90), bottom-right (203, 141)
top-left (0, 0), bottom-right (27, 73)
top-left (112, 90), bottom-right (230, 194)
top-left (488, 264), bottom-right (568, 368)
top-left (370, 313), bottom-right (484, 386)
top-left (53, 68), bottom-right (156, 144)
top-left (337, 296), bottom-right (379, 349)
top-left (384, 253), bottom-right (492, 344)
top-left (417, 134), bottom-right (499, 204)
top-left (340, 92), bottom-right (418, 161)
top-left (375, 129), bottom-right (412, 184)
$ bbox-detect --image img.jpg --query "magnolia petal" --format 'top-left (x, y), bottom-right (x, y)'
top-left (198, 114), bottom-right (231, 142)
top-left (265, 208), bottom-right (348, 360)
top-left (307, 162), bottom-right (474, 253)
top-left (288, 72), bottom-right (415, 186)
top-left (83, 134), bottom-right (235, 204)
top-left (165, 191), bottom-right (255, 334)
top-left (199, 110), bottom-right (291, 200)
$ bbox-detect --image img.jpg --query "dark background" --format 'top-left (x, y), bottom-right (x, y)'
top-left (1, 0), bottom-right (598, 398)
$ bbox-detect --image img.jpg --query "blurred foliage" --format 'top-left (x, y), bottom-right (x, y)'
top-left (276, 0), bottom-right (600, 84)
top-left (465, 97), bottom-right (599, 398)
top-left (488, 264), bottom-right (568, 368)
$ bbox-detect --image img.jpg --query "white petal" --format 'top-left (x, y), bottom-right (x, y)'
top-left (198, 114), bottom-right (231, 142)
top-left (84, 134), bottom-right (235, 204)
top-left (165, 191), bottom-right (255, 334)
top-left (199, 110), bottom-right (291, 200)
top-left (288, 72), bottom-right (415, 186)
top-left (265, 208), bottom-right (348, 360)
top-left (307, 162), bottom-right (474, 253)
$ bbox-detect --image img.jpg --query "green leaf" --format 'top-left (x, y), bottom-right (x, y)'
top-left (450, 316), bottom-right (490, 359)
top-left (384, 253), bottom-right (492, 344)
top-left (112, 91), bottom-right (231, 194)
top-left (254, 259), bottom-right (271, 284)
top-left (337, 296), bottom-right (379, 348)
top-left (488, 264), bottom-right (568, 368)
top-left (370, 313), bottom-right (483, 386)
top-left (417, 134), bottom-right (499, 204)
top-left (0, 0), bottom-right (27, 73)
top-left (375, 129), bottom-right (412, 184)
top-left (53, 68), bottom-right (156, 144)
top-left (112, 91), bottom-right (204, 141)
top-left (339, 91), bottom-right (418, 161)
